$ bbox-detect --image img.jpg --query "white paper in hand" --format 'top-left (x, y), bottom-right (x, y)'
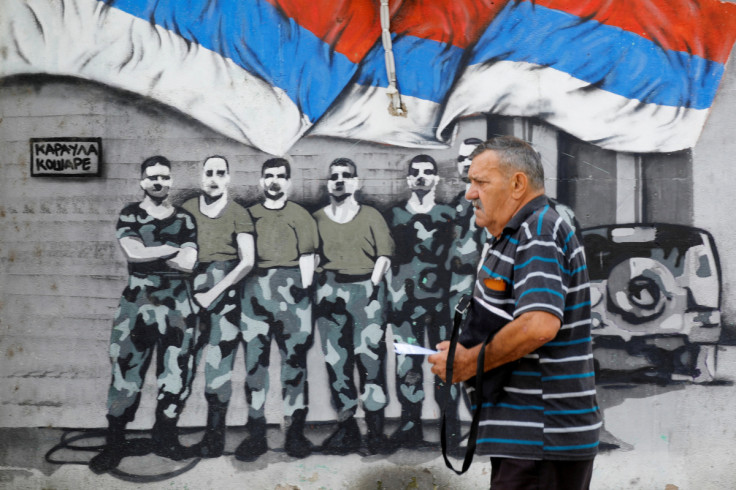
top-left (393, 342), bottom-right (438, 355)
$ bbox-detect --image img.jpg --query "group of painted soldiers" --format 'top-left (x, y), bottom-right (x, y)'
top-left (89, 139), bottom-right (489, 473)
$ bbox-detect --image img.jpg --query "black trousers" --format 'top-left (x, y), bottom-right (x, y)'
top-left (490, 457), bottom-right (595, 490)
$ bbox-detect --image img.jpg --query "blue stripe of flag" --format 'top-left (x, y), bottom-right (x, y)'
top-left (469, 1), bottom-right (723, 110)
top-left (356, 34), bottom-right (464, 103)
top-left (104, 0), bottom-right (358, 122)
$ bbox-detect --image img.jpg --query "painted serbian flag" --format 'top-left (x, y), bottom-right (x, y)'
top-left (0, 0), bottom-right (382, 156)
top-left (312, 0), bottom-right (506, 148)
top-left (1, 0), bottom-right (735, 154)
top-left (437, 0), bottom-right (736, 153)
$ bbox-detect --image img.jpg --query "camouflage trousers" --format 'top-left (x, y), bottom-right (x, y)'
top-left (107, 273), bottom-right (198, 423)
top-left (389, 266), bottom-right (459, 414)
top-left (189, 260), bottom-right (242, 398)
top-left (201, 266), bottom-right (312, 420)
top-left (315, 271), bottom-right (388, 420)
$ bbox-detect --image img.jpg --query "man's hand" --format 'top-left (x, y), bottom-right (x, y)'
top-left (430, 311), bottom-right (562, 383)
top-left (429, 341), bottom-right (479, 384)
top-left (194, 290), bottom-right (219, 309)
top-left (368, 281), bottom-right (381, 303)
top-left (165, 247), bottom-right (196, 272)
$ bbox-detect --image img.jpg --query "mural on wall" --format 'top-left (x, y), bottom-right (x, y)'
top-left (3, 0), bottom-right (736, 154)
top-left (312, 158), bottom-right (395, 456)
top-left (4, 0), bottom-right (736, 487)
top-left (584, 224), bottom-right (722, 384)
top-left (386, 154), bottom-right (459, 450)
top-left (181, 155), bottom-right (256, 463)
top-left (236, 158), bottom-right (319, 461)
top-left (32, 137), bottom-right (727, 480)
top-left (89, 156), bottom-right (200, 474)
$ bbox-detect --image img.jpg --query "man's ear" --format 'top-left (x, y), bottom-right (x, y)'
top-left (511, 171), bottom-right (528, 198)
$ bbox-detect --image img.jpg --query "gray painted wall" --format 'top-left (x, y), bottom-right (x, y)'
top-left (1, 45), bottom-right (736, 487)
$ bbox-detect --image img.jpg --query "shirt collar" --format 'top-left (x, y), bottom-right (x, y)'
top-left (501, 195), bottom-right (550, 235)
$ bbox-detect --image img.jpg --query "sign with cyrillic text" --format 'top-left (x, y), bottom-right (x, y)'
top-left (30, 138), bottom-right (102, 177)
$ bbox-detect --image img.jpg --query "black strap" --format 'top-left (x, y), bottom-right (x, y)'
top-left (441, 295), bottom-right (497, 475)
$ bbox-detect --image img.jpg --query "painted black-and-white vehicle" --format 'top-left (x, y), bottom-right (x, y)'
top-left (582, 224), bottom-right (721, 383)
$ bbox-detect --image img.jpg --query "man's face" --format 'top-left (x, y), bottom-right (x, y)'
top-left (327, 165), bottom-right (359, 198)
top-left (201, 157), bottom-right (230, 198)
top-left (456, 142), bottom-right (476, 182)
top-left (465, 150), bottom-right (515, 236)
top-left (407, 161), bottom-right (439, 192)
top-left (260, 165), bottom-right (291, 200)
top-left (140, 163), bottom-right (172, 199)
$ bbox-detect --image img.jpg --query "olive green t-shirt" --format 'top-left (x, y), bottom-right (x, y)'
top-left (313, 205), bottom-right (394, 275)
top-left (182, 197), bottom-right (254, 263)
top-left (247, 201), bottom-right (319, 268)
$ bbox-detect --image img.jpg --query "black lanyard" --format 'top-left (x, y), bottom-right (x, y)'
top-left (441, 294), bottom-right (516, 474)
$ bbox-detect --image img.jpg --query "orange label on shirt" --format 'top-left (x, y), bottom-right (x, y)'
top-left (484, 277), bottom-right (507, 292)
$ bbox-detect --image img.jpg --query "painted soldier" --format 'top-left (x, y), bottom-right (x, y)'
top-left (234, 158), bottom-right (319, 461)
top-left (387, 154), bottom-right (461, 448)
top-left (313, 158), bottom-right (395, 455)
top-left (90, 156), bottom-right (198, 473)
top-left (448, 138), bottom-right (487, 313)
top-left (181, 155), bottom-right (255, 458)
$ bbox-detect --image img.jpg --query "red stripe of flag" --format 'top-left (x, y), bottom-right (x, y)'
top-left (267, 0), bottom-right (394, 63)
top-left (535, 0), bottom-right (736, 63)
top-left (391, 0), bottom-right (510, 49)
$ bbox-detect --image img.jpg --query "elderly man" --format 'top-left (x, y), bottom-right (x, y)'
top-left (387, 154), bottom-right (460, 448)
top-left (313, 158), bottom-right (395, 455)
top-left (429, 136), bottom-right (600, 489)
top-left (90, 156), bottom-right (198, 473)
top-left (181, 155), bottom-right (255, 458)
top-left (234, 157), bottom-right (319, 461)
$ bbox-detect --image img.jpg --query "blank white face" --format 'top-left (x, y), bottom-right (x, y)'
top-left (327, 165), bottom-right (359, 198)
top-left (201, 157), bottom-right (230, 198)
top-left (457, 142), bottom-right (477, 182)
top-left (407, 161), bottom-right (439, 191)
top-left (140, 163), bottom-right (172, 199)
top-left (260, 165), bottom-right (291, 200)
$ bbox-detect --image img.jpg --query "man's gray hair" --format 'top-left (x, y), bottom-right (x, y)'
top-left (469, 136), bottom-right (544, 190)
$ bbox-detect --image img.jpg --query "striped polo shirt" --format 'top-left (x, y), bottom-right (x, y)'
top-left (460, 195), bottom-right (600, 461)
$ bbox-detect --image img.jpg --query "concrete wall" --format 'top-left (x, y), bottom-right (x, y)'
top-left (2, 37), bottom-right (736, 490)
